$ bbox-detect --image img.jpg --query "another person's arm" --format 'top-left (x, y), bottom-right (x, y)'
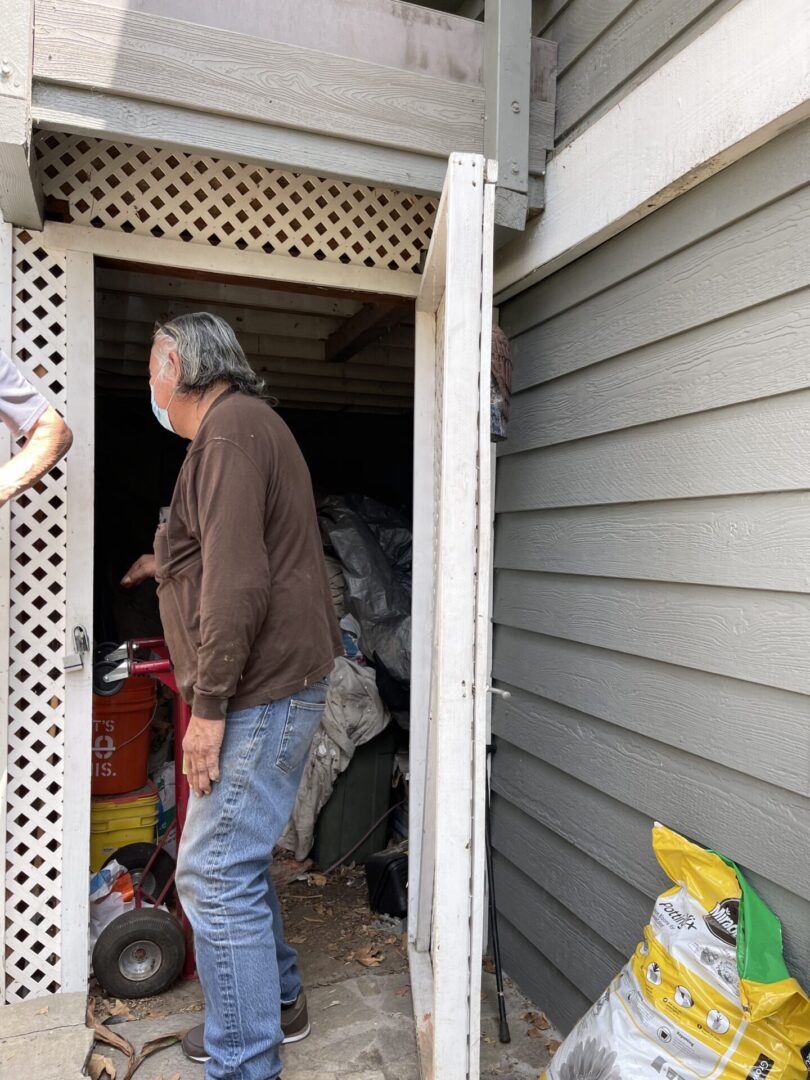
top-left (0, 349), bottom-right (73, 507)
top-left (0, 405), bottom-right (73, 507)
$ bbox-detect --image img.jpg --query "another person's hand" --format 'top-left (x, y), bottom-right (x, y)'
top-left (121, 553), bottom-right (157, 587)
top-left (183, 716), bottom-right (225, 796)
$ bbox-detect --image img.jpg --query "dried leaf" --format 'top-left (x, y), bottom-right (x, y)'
top-left (537, 1015), bottom-right (551, 1030)
top-left (353, 945), bottom-right (384, 968)
top-left (36, 1005), bottom-right (49, 1015)
top-left (88, 1054), bottom-right (117, 1080)
top-left (395, 986), bottom-right (410, 998)
top-left (483, 957), bottom-right (497, 974)
top-left (144, 1011), bottom-right (167, 1020)
top-left (545, 1039), bottom-right (562, 1056)
top-left (383, 935), bottom-right (398, 945)
top-left (91, 1021), bottom-right (136, 1060)
top-left (168, 1074), bottom-right (181, 1080)
top-left (122, 1031), bottom-right (187, 1080)
top-left (309, 872), bottom-right (327, 887)
top-left (109, 999), bottom-right (135, 1019)
top-left (323, 1000), bottom-right (341, 1010)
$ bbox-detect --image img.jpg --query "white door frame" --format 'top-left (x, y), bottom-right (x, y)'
top-left (32, 219), bottom-right (419, 995)
top-left (408, 154), bottom-right (496, 1080)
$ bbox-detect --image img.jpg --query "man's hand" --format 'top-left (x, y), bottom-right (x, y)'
top-left (183, 715), bottom-right (225, 797)
top-left (121, 554), bottom-right (157, 587)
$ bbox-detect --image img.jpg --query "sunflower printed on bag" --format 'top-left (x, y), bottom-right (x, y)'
top-left (543, 825), bottom-right (810, 1080)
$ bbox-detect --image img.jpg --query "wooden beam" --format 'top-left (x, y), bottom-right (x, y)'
top-left (33, 0), bottom-right (483, 159)
top-left (0, 1), bottom-right (42, 228)
top-left (97, 267), bottom-right (363, 319)
top-left (484, 0), bottom-right (533, 231)
top-left (42, 222), bottom-right (421, 300)
top-left (324, 304), bottom-right (405, 364)
top-left (496, 0), bottom-right (810, 299)
top-left (32, 84), bottom-right (450, 199)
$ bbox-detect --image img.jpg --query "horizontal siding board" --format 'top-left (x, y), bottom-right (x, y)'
top-left (494, 495), bottom-right (810, 593)
top-left (491, 794), bottom-right (651, 956)
top-left (502, 288), bottom-right (810, 450)
top-left (539, 0), bottom-right (635, 73)
top-left (492, 686), bottom-right (810, 898)
top-left (492, 627), bottom-right (810, 795)
top-left (496, 390), bottom-right (810, 512)
top-left (510, 187), bottom-right (810, 386)
top-left (494, 851), bottom-right (626, 1002)
top-left (494, 570), bottom-right (810, 696)
top-left (555, 0), bottom-right (726, 140)
top-left (498, 916), bottom-right (591, 1033)
top-left (501, 119), bottom-right (810, 338)
top-left (492, 741), bottom-right (669, 896)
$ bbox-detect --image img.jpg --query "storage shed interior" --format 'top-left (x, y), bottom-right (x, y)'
top-left (92, 261), bottom-right (415, 645)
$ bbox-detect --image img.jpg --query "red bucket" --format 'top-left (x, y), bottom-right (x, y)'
top-left (92, 676), bottom-right (156, 795)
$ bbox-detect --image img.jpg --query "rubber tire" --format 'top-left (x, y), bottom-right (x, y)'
top-left (102, 842), bottom-right (176, 900)
top-left (92, 907), bottom-right (186, 999)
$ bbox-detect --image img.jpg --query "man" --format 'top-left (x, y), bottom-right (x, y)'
top-left (0, 348), bottom-right (73, 505)
top-left (122, 312), bottom-right (341, 1080)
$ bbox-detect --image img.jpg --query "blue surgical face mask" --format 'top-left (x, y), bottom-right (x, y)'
top-left (150, 364), bottom-right (177, 433)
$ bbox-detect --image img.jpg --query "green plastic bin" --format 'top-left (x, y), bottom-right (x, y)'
top-left (311, 724), bottom-right (397, 869)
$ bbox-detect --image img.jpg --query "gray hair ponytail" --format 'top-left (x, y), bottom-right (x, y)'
top-left (153, 312), bottom-right (267, 398)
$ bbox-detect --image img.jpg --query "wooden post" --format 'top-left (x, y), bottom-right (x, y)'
top-left (60, 249), bottom-right (95, 990)
top-left (0, 0), bottom-right (43, 227)
top-left (484, 0), bottom-right (532, 232)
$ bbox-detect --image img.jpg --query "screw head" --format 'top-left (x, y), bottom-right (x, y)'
top-left (511, 100), bottom-right (520, 113)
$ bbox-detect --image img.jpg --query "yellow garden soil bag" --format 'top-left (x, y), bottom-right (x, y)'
top-left (544, 825), bottom-right (810, 1080)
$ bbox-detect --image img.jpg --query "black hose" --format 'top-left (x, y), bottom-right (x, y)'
top-left (486, 744), bottom-right (511, 1043)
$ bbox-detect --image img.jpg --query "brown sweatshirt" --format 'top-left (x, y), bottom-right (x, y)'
top-left (154, 389), bottom-right (341, 720)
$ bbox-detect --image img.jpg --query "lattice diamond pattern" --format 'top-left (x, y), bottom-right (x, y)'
top-left (5, 231), bottom-right (68, 1001)
top-left (36, 132), bottom-right (436, 273)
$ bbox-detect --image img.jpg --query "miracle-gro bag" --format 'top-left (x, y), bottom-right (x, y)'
top-left (544, 825), bottom-right (810, 1080)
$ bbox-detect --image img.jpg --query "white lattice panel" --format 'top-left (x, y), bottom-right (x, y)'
top-left (5, 231), bottom-right (68, 1001)
top-left (36, 132), bottom-right (436, 273)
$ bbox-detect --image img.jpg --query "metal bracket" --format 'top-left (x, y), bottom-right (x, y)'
top-left (63, 625), bottom-right (90, 671)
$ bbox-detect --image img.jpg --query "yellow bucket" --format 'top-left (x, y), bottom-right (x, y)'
top-left (90, 780), bottom-right (159, 872)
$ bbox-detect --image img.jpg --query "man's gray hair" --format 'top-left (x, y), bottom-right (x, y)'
top-left (153, 312), bottom-right (267, 398)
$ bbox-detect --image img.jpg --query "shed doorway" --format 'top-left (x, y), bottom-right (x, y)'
top-left (40, 151), bottom-right (494, 1079)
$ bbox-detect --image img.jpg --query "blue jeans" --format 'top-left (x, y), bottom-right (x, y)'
top-left (176, 682), bottom-right (329, 1080)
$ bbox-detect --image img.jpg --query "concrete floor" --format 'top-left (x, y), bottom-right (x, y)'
top-left (18, 875), bottom-right (561, 1079)
top-left (89, 963), bottom-right (559, 1079)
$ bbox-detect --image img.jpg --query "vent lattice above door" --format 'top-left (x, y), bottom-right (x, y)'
top-left (36, 133), bottom-right (436, 273)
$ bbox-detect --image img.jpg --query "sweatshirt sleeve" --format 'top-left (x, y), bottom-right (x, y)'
top-left (190, 437), bottom-right (272, 720)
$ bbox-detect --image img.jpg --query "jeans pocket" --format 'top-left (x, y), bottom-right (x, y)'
top-left (275, 694), bottom-right (326, 774)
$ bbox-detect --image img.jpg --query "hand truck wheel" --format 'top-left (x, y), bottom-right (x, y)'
top-left (101, 842), bottom-right (176, 901)
top-left (92, 907), bottom-right (186, 999)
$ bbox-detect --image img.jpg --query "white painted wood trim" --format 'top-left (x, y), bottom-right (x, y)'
top-left (60, 249), bottom-right (95, 991)
top-left (495, 0), bottom-right (810, 299)
top-left (467, 162), bottom-right (497, 1070)
top-left (409, 942), bottom-right (436, 1080)
top-left (0, 222), bottom-right (13, 991)
top-left (408, 307), bottom-right (437, 952)
top-left (41, 223), bottom-right (420, 300)
top-left (430, 154), bottom-right (486, 1080)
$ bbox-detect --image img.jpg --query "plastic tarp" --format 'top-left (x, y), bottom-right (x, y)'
top-left (318, 496), bottom-right (412, 682)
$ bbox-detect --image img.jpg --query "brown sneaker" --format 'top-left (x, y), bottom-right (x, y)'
top-left (180, 995), bottom-right (308, 1061)
top-left (181, 1023), bottom-right (210, 1063)
top-left (281, 991), bottom-right (310, 1044)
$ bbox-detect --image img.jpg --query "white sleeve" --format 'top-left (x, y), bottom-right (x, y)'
top-left (0, 348), bottom-right (49, 439)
